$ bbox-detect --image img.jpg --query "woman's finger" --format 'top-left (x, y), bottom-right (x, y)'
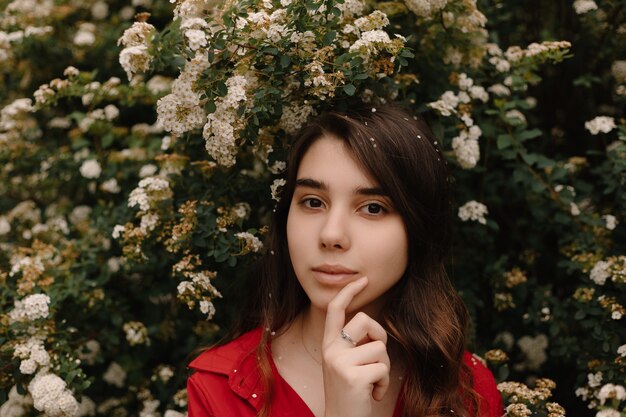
top-left (341, 311), bottom-right (388, 347)
top-left (353, 362), bottom-right (391, 401)
top-left (323, 276), bottom-right (368, 345)
top-left (338, 340), bottom-right (390, 368)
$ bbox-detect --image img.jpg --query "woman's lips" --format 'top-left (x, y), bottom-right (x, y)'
top-left (312, 265), bottom-right (359, 285)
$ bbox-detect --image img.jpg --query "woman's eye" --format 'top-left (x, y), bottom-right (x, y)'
top-left (362, 203), bottom-right (385, 215)
top-left (303, 198), bottom-right (323, 208)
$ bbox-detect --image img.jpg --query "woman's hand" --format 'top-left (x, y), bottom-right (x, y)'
top-left (322, 277), bottom-right (391, 417)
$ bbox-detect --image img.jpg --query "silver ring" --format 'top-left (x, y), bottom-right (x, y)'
top-left (340, 329), bottom-right (357, 346)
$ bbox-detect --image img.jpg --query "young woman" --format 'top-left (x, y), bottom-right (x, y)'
top-left (187, 105), bottom-right (503, 417)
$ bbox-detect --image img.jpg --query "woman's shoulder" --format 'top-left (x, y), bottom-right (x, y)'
top-left (462, 352), bottom-right (504, 417)
top-left (187, 328), bottom-right (266, 417)
top-left (188, 327), bottom-right (263, 373)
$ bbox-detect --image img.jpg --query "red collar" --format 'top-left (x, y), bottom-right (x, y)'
top-left (188, 328), bottom-right (266, 411)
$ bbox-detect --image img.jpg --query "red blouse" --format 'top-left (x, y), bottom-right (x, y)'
top-left (187, 328), bottom-right (503, 417)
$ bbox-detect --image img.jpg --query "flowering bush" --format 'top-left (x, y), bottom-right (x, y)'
top-left (0, 0), bottom-right (624, 416)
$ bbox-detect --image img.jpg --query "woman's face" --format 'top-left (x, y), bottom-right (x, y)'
top-left (286, 134), bottom-right (409, 314)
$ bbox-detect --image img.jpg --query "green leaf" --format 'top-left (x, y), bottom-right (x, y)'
top-left (213, 36), bottom-right (226, 50)
top-left (518, 129), bottom-right (542, 141)
top-left (101, 133), bottom-right (115, 149)
top-left (263, 47), bottom-right (279, 55)
top-left (322, 30), bottom-right (337, 46)
top-left (216, 81), bottom-right (228, 96)
top-left (521, 153), bottom-right (538, 165)
top-left (497, 134), bottom-right (512, 150)
top-left (343, 84), bottom-right (356, 96)
top-left (280, 55), bottom-right (291, 68)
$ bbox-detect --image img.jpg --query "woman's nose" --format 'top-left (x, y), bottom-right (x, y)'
top-left (318, 207), bottom-right (350, 250)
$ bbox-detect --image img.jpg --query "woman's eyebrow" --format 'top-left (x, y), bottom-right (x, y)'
top-left (295, 178), bottom-right (388, 197)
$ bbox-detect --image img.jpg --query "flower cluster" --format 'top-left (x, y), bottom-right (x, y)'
top-left (14, 336), bottom-right (50, 375)
top-left (458, 200), bottom-right (489, 224)
top-left (118, 21), bottom-right (156, 80)
top-left (28, 372), bottom-right (79, 417)
top-left (9, 293), bottom-right (51, 322)
top-left (428, 73), bottom-right (488, 169)
top-left (176, 269), bottom-right (222, 319)
top-left (585, 116), bottom-right (617, 135)
top-left (123, 321), bottom-right (151, 346)
top-left (151, 0), bottom-right (411, 168)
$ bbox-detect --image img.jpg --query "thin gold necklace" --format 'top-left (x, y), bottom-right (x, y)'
top-left (300, 316), bottom-right (322, 365)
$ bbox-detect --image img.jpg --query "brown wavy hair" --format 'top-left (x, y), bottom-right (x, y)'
top-left (232, 104), bottom-right (481, 417)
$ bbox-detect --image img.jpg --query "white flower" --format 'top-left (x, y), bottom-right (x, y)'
top-left (164, 411), bottom-right (186, 417)
top-left (431, 90), bottom-right (460, 116)
top-left (354, 10), bottom-right (389, 31)
top-left (458, 201), bottom-right (488, 224)
top-left (112, 224), bottom-right (126, 239)
top-left (452, 131), bottom-right (480, 169)
top-left (157, 366), bottom-right (175, 383)
top-left (612, 311), bottom-right (622, 320)
top-left (597, 383), bottom-right (626, 405)
top-left (74, 29), bottom-right (96, 46)
top-left (405, 0), bottom-right (448, 17)
top-left (19, 358), bottom-right (37, 374)
top-left (78, 340), bottom-right (101, 365)
top-left (147, 75), bottom-right (172, 95)
top-left (140, 213), bottom-right (159, 232)
top-left (588, 371), bottom-right (603, 388)
top-left (458, 73), bottom-right (473, 90)
top-left (128, 177), bottom-right (171, 212)
top-left (199, 300), bottom-right (216, 318)
top-left (617, 344), bottom-right (626, 357)
top-left (516, 334), bottom-right (548, 371)
top-left (596, 409), bottom-right (620, 417)
top-left (107, 257), bottom-right (121, 273)
top-left (119, 45), bottom-right (152, 80)
top-left (103, 362), bottom-right (127, 388)
top-left (611, 60), bottom-right (626, 84)
top-left (349, 30), bottom-right (392, 60)
top-left (585, 116), bottom-right (617, 135)
top-left (488, 84), bottom-right (511, 97)
top-left (570, 202), bottom-right (581, 216)
top-left (124, 321), bottom-right (150, 346)
top-left (505, 109), bottom-right (526, 124)
top-left (91, 1), bottom-right (109, 19)
top-left (0, 385), bottom-right (33, 416)
top-left (28, 373), bottom-right (79, 417)
top-left (9, 294), bottom-right (51, 322)
top-left (139, 164), bottom-right (159, 178)
top-left (280, 104), bottom-right (315, 134)
top-left (80, 159), bottom-right (102, 179)
top-left (603, 214), bottom-right (618, 230)
top-left (104, 104), bottom-right (120, 120)
top-left (271, 178), bottom-right (286, 202)
top-left (573, 0), bottom-right (598, 14)
top-left (161, 136), bottom-right (172, 150)
top-left (0, 216), bottom-right (10, 235)
top-left (118, 21), bottom-right (155, 48)
top-left (576, 387), bottom-right (591, 400)
top-left (469, 85), bottom-right (489, 102)
top-left (185, 29), bottom-right (207, 51)
top-left (235, 232), bottom-right (263, 252)
top-left (101, 178), bottom-right (121, 193)
top-left (590, 260), bottom-right (611, 285)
